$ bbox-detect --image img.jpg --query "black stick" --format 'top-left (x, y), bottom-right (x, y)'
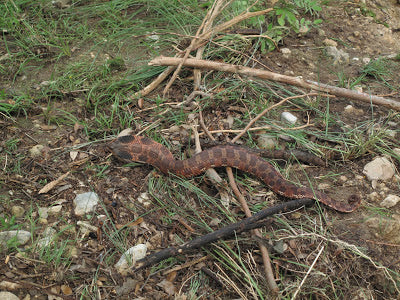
top-left (132, 198), bottom-right (315, 271)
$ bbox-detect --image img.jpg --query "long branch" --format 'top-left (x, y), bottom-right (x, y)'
top-left (149, 56), bottom-right (400, 111)
top-left (131, 198), bottom-right (315, 271)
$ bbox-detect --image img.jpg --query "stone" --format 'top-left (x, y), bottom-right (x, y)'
top-left (380, 195), bottom-right (400, 208)
top-left (281, 112), bottom-right (297, 124)
top-left (48, 205), bottom-right (62, 216)
top-left (115, 244), bottom-right (147, 274)
top-left (29, 145), bottom-right (44, 158)
top-left (363, 157), bottom-right (395, 181)
top-left (37, 228), bottom-right (57, 248)
top-left (11, 206), bottom-right (25, 218)
top-left (0, 230), bottom-right (31, 246)
top-left (323, 38), bottom-right (337, 47)
top-left (257, 134), bottom-right (277, 150)
top-left (325, 46), bottom-right (350, 64)
top-left (74, 192), bottom-right (100, 216)
top-left (0, 291), bottom-right (20, 300)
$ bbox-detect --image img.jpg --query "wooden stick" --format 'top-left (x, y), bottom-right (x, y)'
top-left (149, 56), bottom-right (400, 111)
top-left (131, 198), bottom-right (315, 271)
top-left (226, 167), bottom-right (279, 294)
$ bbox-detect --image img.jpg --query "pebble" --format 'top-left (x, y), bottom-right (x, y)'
top-left (325, 46), bottom-right (350, 64)
top-left (137, 192), bottom-right (152, 207)
top-left (363, 157), bottom-right (395, 182)
top-left (380, 195), bottom-right (400, 208)
top-left (29, 145), bottom-right (44, 158)
top-left (0, 291), bottom-right (20, 300)
top-left (73, 192), bottom-right (100, 216)
top-left (77, 221), bottom-right (98, 234)
top-left (343, 105), bottom-right (363, 116)
top-left (48, 205), bottom-right (63, 216)
top-left (366, 215), bottom-right (400, 243)
top-left (281, 112), bottom-right (297, 124)
top-left (37, 228), bottom-right (57, 248)
top-left (257, 134), bottom-right (277, 150)
top-left (0, 230), bottom-right (31, 246)
top-left (115, 244), bottom-right (147, 274)
top-left (11, 206), bottom-right (25, 218)
top-left (323, 38), bottom-right (337, 47)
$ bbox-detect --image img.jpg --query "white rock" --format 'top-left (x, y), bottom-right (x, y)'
top-left (48, 205), bottom-right (62, 216)
top-left (380, 195), bottom-right (400, 208)
top-left (137, 192), bottom-right (152, 207)
top-left (29, 145), bottom-right (44, 158)
top-left (38, 207), bottom-right (49, 219)
top-left (74, 192), bottom-right (100, 216)
top-left (281, 112), bottom-right (297, 124)
top-left (281, 48), bottom-right (291, 54)
top-left (0, 291), bottom-right (20, 300)
top-left (37, 228), bottom-right (57, 248)
top-left (363, 157), bottom-right (395, 181)
top-left (0, 230), bottom-right (31, 246)
top-left (115, 244), bottom-right (147, 274)
top-left (362, 57), bottom-right (371, 64)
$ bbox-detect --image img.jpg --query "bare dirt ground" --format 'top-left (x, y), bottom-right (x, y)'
top-left (1, 0), bottom-right (400, 299)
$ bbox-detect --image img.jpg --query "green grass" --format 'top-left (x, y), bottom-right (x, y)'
top-left (1, 0), bottom-right (400, 298)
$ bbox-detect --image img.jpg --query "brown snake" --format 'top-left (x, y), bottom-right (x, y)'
top-left (109, 134), bottom-right (361, 213)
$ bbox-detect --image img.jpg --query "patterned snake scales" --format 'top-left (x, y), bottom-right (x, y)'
top-left (109, 134), bottom-right (361, 213)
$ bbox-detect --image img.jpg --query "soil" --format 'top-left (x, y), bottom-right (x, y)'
top-left (1, 0), bottom-right (400, 299)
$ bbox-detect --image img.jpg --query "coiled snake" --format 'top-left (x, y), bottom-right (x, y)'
top-left (109, 134), bottom-right (361, 213)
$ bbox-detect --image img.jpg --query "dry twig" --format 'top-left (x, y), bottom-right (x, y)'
top-left (150, 57), bottom-right (400, 111)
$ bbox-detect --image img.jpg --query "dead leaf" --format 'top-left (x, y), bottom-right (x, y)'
top-left (70, 151), bottom-right (78, 161)
top-left (39, 171), bottom-right (70, 194)
top-left (157, 279), bottom-right (176, 296)
top-left (61, 284), bottom-right (73, 295)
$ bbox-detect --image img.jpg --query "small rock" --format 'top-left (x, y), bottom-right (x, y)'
top-left (0, 230), bottom-right (31, 246)
top-left (223, 114), bottom-right (234, 129)
top-left (37, 228), bottom-right (57, 248)
top-left (366, 215), bottom-right (400, 243)
top-left (257, 134), bottom-right (277, 150)
top-left (74, 192), bottom-right (100, 216)
top-left (393, 148), bottom-right (400, 157)
top-left (29, 145), bottom-right (44, 158)
top-left (281, 112), bottom-right (297, 124)
top-left (363, 157), bottom-right (395, 181)
top-left (323, 38), bottom-right (337, 47)
top-left (367, 191), bottom-right (380, 202)
top-left (48, 205), bottom-right (62, 216)
top-left (343, 105), bottom-right (363, 116)
top-left (281, 48), bottom-right (291, 54)
top-left (11, 206), bottom-right (25, 218)
top-left (137, 192), bottom-right (152, 207)
top-left (0, 291), bottom-right (20, 300)
top-left (380, 195), bottom-right (400, 208)
top-left (77, 221), bottom-right (98, 234)
top-left (115, 244), bottom-right (147, 274)
top-left (362, 57), bottom-right (371, 64)
top-left (325, 46), bottom-right (350, 65)
top-left (318, 183), bottom-right (330, 190)
top-left (38, 207), bottom-right (49, 219)
top-left (317, 29), bottom-right (325, 36)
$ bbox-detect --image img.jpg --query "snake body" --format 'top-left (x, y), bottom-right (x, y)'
top-left (109, 134), bottom-right (361, 213)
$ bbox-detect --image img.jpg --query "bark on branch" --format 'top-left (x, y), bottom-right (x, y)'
top-left (149, 56), bottom-right (400, 111)
top-left (131, 198), bottom-right (314, 271)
